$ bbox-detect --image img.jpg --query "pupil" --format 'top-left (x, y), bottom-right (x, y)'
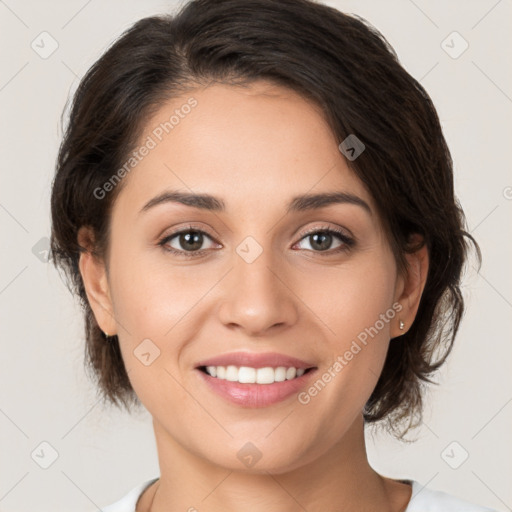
top-left (311, 232), bottom-right (331, 251)
top-left (181, 231), bottom-right (202, 251)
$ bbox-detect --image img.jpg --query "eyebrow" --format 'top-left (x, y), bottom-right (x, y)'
top-left (139, 190), bottom-right (372, 216)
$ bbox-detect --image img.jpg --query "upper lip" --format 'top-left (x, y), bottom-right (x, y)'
top-left (195, 352), bottom-right (317, 370)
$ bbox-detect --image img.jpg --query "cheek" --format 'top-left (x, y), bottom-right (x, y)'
top-left (295, 251), bottom-right (398, 409)
top-left (299, 253), bottom-right (397, 346)
top-left (107, 246), bottom-right (221, 401)
top-left (108, 240), bottom-right (207, 341)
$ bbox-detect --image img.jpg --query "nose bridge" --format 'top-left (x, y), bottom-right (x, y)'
top-left (217, 233), bottom-right (298, 334)
top-left (235, 234), bottom-right (278, 292)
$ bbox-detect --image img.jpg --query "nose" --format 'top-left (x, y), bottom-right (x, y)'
top-left (217, 242), bottom-right (299, 337)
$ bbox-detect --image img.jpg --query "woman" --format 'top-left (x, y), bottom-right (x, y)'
top-left (49, 0), bottom-right (495, 510)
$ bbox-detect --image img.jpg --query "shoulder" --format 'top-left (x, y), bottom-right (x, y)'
top-left (100, 478), bottom-right (159, 512)
top-left (406, 480), bottom-right (498, 512)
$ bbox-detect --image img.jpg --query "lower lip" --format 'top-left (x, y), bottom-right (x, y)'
top-left (195, 368), bottom-right (317, 408)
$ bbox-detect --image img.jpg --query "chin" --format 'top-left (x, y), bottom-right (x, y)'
top-left (196, 435), bottom-right (319, 475)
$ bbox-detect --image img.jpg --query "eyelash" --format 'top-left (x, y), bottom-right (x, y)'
top-left (158, 224), bottom-right (355, 259)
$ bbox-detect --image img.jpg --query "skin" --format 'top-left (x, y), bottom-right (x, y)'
top-left (78, 81), bottom-right (428, 512)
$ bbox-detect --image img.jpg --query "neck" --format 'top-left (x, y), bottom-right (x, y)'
top-left (143, 414), bottom-right (410, 512)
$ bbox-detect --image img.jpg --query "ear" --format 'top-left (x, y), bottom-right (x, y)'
top-left (391, 234), bottom-right (429, 338)
top-left (77, 226), bottom-right (117, 336)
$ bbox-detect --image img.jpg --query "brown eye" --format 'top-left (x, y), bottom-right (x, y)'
top-left (306, 231), bottom-right (336, 251)
top-left (159, 227), bottom-right (219, 258)
top-left (175, 230), bottom-right (204, 251)
top-left (294, 227), bottom-right (355, 255)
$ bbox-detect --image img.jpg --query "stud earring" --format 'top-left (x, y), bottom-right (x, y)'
top-left (399, 320), bottom-right (405, 330)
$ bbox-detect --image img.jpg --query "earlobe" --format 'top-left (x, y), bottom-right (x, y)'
top-left (77, 226), bottom-right (117, 336)
top-left (392, 235), bottom-right (429, 338)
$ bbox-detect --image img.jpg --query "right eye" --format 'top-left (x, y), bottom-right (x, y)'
top-left (158, 227), bottom-right (220, 258)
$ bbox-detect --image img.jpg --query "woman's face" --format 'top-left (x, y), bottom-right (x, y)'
top-left (86, 81), bottom-right (414, 472)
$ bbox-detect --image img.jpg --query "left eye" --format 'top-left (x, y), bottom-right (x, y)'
top-left (294, 229), bottom-right (350, 252)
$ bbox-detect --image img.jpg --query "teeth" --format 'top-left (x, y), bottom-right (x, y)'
top-left (204, 365), bottom-right (307, 384)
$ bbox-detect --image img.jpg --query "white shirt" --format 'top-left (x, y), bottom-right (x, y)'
top-left (101, 478), bottom-right (498, 511)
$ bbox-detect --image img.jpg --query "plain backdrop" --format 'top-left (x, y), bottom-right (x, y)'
top-left (1, 0), bottom-right (511, 511)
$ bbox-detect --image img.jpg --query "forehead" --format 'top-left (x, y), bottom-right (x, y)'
top-left (113, 81), bottom-right (376, 219)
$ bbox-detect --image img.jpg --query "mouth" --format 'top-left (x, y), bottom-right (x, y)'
top-left (196, 365), bottom-right (316, 384)
top-left (193, 351), bottom-right (318, 407)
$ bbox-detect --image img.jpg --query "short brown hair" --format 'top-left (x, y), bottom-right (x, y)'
top-left (49, 0), bottom-right (480, 438)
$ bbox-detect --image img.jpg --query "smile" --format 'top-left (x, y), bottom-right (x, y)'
top-left (199, 365), bottom-right (315, 384)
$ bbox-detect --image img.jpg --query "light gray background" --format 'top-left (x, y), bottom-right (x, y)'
top-left (0, 0), bottom-right (511, 510)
